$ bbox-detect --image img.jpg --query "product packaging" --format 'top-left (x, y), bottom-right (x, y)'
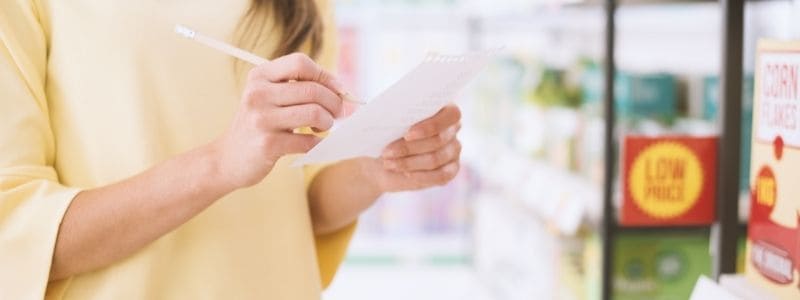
top-left (745, 40), bottom-right (800, 298)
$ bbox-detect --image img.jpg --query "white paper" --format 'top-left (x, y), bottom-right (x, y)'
top-left (293, 50), bottom-right (495, 166)
top-left (690, 276), bottom-right (741, 300)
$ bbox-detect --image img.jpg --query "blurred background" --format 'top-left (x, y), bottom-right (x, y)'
top-left (320, 0), bottom-right (800, 299)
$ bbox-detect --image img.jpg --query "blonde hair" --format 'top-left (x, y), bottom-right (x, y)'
top-left (236, 0), bottom-right (324, 59)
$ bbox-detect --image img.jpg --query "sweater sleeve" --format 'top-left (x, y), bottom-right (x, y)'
top-left (0, 1), bottom-right (83, 298)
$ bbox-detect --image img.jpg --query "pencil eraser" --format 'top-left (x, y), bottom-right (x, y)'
top-left (174, 25), bottom-right (196, 39)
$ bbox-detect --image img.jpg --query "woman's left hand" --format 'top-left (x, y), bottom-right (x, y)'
top-left (308, 104), bottom-right (462, 234)
top-left (364, 104), bottom-right (462, 193)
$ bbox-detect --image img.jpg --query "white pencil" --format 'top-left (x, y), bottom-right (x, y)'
top-left (174, 24), bottom-right (364, 105)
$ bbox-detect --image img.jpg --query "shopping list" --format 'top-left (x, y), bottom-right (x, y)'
top-left (293, 50), bottom-right (495, 166)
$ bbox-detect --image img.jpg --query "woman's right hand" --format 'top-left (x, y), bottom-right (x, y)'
top-left (211, 53), bottom-right (346, 190)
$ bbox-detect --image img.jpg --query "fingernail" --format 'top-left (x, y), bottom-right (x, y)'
top-left (329, 79), bottom-right (346, 94)
top-left (341, 92), bottom-right (364, 105)
top-left (404, 130), bottom-right (423, 141)
top-left (341, 101), bottom-right (357, 117)
top-left (448, 125), bottom-right (459, 136)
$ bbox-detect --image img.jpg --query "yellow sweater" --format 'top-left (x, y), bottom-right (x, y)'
top-left (0, 0), bottom-right (354, 299)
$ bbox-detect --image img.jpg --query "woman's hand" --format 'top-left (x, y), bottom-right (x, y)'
top-left (306, 104), bottom-right (462, 234)
top-left (368, 104), bottom-right (463, 193)
top-left (52, 53), bottom-right (347, 280)
top-left (212, 53), bottom-right (346, 190)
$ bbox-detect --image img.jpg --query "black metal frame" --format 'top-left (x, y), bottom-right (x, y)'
top-left (599, 0), bottom-right (746, 298)
top-left (600, 0), bottom-right (617, 299)
top-left (713, 0), bottom-right (745, 279)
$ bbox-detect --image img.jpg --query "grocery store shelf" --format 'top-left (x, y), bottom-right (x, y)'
top-left (330, 1), bottom-right (797, 299)
top-left (478, 146), bottom-right (603, 237)
top-left (344, 234), bottom-right (471, 266)
top-left (616, 225), bottom-right (711, 233)
top-left (472, 191), bottom-right (599, 300)
top-left (324, 264), bottom-right (495, 300)
top-left (614, 0), bottom-right (776, 4)
top-left (335, 2), bottom-right (603, 31)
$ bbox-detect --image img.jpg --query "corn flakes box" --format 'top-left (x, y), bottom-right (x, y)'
top-left (745, 40), bottom-right (800, 299)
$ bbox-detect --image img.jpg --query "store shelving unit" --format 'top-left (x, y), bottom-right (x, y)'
top-left (330, 1), bottom-right (793, 299)
top-left (598, 0), bottom-right (746, 299)
top-left (458, 1), bottom-right (742, 299)
top-left (460, 0), bottom-right (765, 298)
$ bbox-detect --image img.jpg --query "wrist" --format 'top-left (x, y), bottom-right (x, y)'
top-left (197, 139), bottom-right (240, 195)
top-left (351, 157), bottom-right (387, 198)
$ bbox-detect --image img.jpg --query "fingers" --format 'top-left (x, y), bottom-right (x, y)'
top-left (383, 139), bottom-right (461, 172)
top-left (249, 53), bottom-right (346, 96)
top-left (270, 132), bottom-right (321, 155)
top-left (399, 161), bottom-right (461, 188)
top-left (269, 103), bottom-right (335, 132)
top-left (270, 81), bottom-right (344, 118)
top-left (382, 124), bottom-right (460, 158)
top-left (341, 101), bottom-right (358, 118)
top-left (404, 104), bottom-right (461, 141)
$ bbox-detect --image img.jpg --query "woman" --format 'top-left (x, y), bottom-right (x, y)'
top-left (0, 0), bottom-right (462, 299)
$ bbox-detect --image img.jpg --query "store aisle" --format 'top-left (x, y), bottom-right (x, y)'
top-left (324, 265), bottom-right (495, 300)
top-left (328, 1), bottom-right (800, 299)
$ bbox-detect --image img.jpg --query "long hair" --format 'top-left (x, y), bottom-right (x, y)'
top-left (236, 0), bottom-right (324, 60)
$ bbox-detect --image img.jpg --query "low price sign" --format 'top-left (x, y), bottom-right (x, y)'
top-left (622, 136), bottom-right (718, 226)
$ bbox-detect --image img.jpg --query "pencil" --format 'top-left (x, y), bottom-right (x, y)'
top-left (174, 24), bottom-right (364, 105)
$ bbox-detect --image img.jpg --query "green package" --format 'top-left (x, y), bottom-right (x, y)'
top-left (613, 231), bottom-right (711, 300)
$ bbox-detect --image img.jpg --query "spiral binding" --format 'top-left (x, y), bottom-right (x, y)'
top-left (423, 47), bottom-right (504, 63)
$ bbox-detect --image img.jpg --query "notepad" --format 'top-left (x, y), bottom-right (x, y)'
top-left (293, 50), bottom-right (495, 166)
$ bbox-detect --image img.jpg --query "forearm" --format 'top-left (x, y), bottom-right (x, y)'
top-left (49, 53), bottom-right (353, 281)
top-left (307, 158), bottom-right (383, 235)
top-left (50, 142), bottom-right (233, 281)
